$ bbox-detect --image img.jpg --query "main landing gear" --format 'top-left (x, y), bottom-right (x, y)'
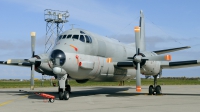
top-left (148, 75), bottom-right (162, 95)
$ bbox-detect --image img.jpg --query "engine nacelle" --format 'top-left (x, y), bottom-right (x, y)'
top-left (34, 53), bottom-right (55, 76)
top-left (140, 52), bottom-right (161, 76)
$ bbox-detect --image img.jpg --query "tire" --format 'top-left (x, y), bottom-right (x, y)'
top-left (63, 91), bottom-right (69, 100)
top-left (58, 87), bottom-right (62, 94)
top-left (65, 85), bottom-right (71, 93)
top-left (49, 98), bottom-right (55, 103)
top-left (59, 92), bottom-right (64, 100)
top-left (155, 85), bottom-right (162, 95)
top-left (148, 85), bottom-right (154, 95)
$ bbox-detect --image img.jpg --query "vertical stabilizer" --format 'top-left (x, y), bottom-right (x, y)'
top-left (139, 10), bottom-right (146, 51)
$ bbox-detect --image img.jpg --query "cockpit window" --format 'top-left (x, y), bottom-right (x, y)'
top-left (72, 35), bottom-right (79, 40)
top-left (58, 35), bottom-right (62, 40)
top-left (88, 35), bottom-right (92, 43)
top-left (80, 31), bottom-right (85, 34)
top-left (67, 34), bottom-right (72, 39)
top-left (62, 35), bottom-right (67, 39)
top-left (85, 35), bottom-right (90, 43)
top-left (85, 35), bottom-right (92, 43)
top-left (80, 35), bottom-right (85, 42)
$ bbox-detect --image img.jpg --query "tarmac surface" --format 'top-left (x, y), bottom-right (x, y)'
top-left (0, 85), bottom-right (200, 112)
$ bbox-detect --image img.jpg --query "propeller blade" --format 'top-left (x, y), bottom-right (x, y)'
top-left (136, 62), bottom-right (141, 92)
top-left (31, 32), bottom-right (36, 57)
top-left (134, 26), bottom-right (142, 92)
top-left (142, 55), bottom-right (172, 61)
top-left (137, 48), bottom-right (140, 55)
top-left (30, 32), bottom-right (36, 90)
top-left (35, 59), bottom-right (49, 63)
top-left (25, 58), bottom-right (49, 63)
top-left (139, 10), bottom-right (146, 52)
top-left (6, 59), bottom-right (26, 64)
top-left (30, 64), bottom-right (35, 90)
top-left (134, 26), bottom-right (141, 55)
top-left (127, 57), bottom-right (133, 59)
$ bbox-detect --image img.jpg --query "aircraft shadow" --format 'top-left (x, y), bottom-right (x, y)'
top-left (28, 87), bottom-right (136, 100)
top-left (1, 87), bottom-right (200, 101)
top-left (162, 93), bottom-right (200, 96)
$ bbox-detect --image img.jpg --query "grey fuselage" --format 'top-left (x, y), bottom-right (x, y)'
top-left (43, 28), bottom-right (160, 82)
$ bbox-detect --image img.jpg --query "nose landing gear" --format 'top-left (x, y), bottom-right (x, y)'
top-left (57, 74), bottom-right (71, 100)
top-left (58, 84), bottom-right (71, 100)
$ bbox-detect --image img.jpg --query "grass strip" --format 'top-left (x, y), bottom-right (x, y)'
top-left (0, 78), bottom-right (200, 88)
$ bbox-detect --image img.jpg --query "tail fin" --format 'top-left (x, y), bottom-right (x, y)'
top-left (139, 10), bottom-right (146, 52)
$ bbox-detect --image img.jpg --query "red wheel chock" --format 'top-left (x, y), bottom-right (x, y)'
top-left (35, 93), bottom-right (55, 103)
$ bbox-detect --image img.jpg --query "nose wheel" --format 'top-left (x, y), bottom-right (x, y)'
top-left (148, 75), bottom-right (162, 95)
top-left (63, 91), bottom-right (69, 100)
top-left (65, 84), bottom-right (71, 93)
top-left (58, 85), bottom-right (71, 100)
top-left (59, 90), bottom-right (64, 100)
top-left (58, 90), bottom-right (69, 100)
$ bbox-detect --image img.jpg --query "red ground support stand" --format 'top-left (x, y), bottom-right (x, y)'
top-left (35, 93), bottom-right (55, 103)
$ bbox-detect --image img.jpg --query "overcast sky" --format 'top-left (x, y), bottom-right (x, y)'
top-left (0, 0), bottom-right (200, 79)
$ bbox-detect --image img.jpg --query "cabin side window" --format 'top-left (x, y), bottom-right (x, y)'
top-left (80, 35), bottom-right (85, 42)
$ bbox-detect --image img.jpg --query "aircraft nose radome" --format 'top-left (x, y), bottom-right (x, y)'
top-left (50, 49), bottom-right (66, 66)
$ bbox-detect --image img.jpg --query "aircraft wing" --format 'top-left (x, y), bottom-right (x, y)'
top-left (0, 60), bottom-right (31, 67)
top-left (161, 60), bottom-right (200, 69)
top-left (153, 46), bottom-right (190, 55)
top-left (113, 62), bottom-right (134, 69)
top-left (114, 60), bottom-right (200, 69)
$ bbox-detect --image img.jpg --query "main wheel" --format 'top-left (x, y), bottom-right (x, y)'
top-left (155, 85), bottom-right (161, 95)
top-left (148, 85), bottom-right (154, 95)
top-left (63, 91), bottom-right (69, 100)
top-left (58, 86), bottom-right (62, 94)
top-left (59, 92), bottom-right (64, 100)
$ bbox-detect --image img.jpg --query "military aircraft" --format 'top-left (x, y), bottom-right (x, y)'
top-left (1, 10), bottom-right (200, 100)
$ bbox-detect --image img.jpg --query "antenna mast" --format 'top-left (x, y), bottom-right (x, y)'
top-left (44, 9), bottom-right (69, 53)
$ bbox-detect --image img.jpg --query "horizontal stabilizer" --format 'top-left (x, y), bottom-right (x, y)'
top-left (161, 60), bottom-right (200, 69)
top-left (153, 46), bottom-right (190, 55)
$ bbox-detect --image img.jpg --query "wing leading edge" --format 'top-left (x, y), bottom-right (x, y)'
top-left (114, 60), bottom-right (200, 70)
top-left (161, 60), bottom-right (200, 69)
top-left (153, 46), bottom-right (190, 55)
